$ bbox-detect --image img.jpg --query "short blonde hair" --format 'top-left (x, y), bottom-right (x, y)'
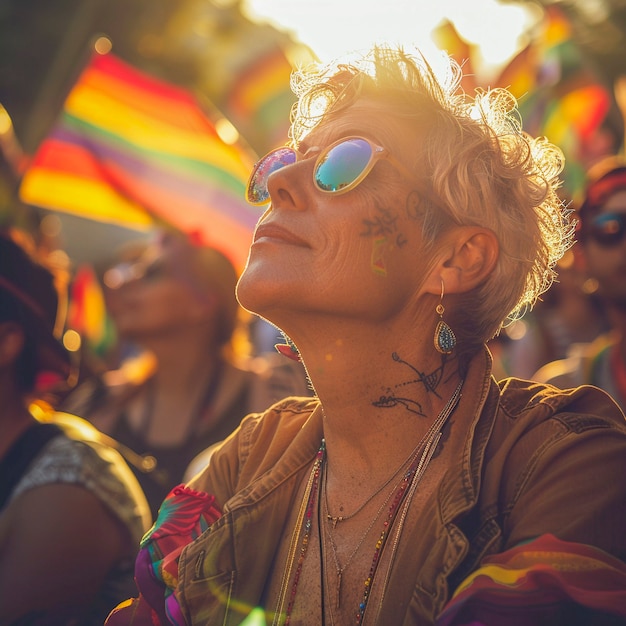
top-left (289, 45), bottom-right (573, 356)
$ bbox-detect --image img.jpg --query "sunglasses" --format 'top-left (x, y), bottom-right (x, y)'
top-left (246, 136), bottom-right (414, 205)
top-left (104, 255), bottom-right (168, 289)
top-left (587, 212), bottom-right (626, 246)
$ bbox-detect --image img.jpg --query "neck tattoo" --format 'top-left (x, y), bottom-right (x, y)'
top-left (275, 380), bottom-right (464, 626)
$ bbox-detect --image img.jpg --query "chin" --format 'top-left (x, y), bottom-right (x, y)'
top-left (236, 264), bottom-right (296, 321)
top-left (236, 268), bottom-right (272, 316)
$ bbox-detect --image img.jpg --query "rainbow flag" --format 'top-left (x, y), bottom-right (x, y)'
top-left (67, 264), bottom-right (116, 357)
top-left (19, 52), bottom-right (260, 272)
top-left (432, 7), bottom-right (614, 199)
top-left (225, 45), bottom-right (296, 151)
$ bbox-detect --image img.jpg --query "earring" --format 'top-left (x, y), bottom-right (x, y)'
top-left (434, 280), bottom-right (456, 354)
top-left (275, 335), bottom-right (301, 362)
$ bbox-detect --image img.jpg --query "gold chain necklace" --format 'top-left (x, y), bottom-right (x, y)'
top-left (322, 380), bottom-right (463, 625)
top-left (274, 381), bottom-right (463, 626)
top-left (323, 424), bottom-right (430, 529)
top-left (322, 464), bottom-right (396, 610)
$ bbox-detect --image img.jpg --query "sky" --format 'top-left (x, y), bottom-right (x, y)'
top-left (242, 0), bottom-right (542, 78)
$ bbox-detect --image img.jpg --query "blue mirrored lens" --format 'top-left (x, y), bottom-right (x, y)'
top-left (247, 147), bottom-right (296, 204)
top-left (590, 212), bottom-right (626, 245)
top-left (315, 139), bottom-right (373, 192)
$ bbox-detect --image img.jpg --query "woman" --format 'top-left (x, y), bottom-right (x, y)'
top-left (108, 45), bottom-right (626, 625)
top-left (535, 156), bottom-right (626, 411)
top-left (63, 228), bottom-right (310, 519)
top-left (0, 232), bottom-right (151, 624)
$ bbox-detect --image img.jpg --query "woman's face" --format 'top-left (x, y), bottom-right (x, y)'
top-left (236, 99), bottom-right (429, 329)
top-left (105, 241), bottom-right (214, 340)
top-left (584, 189), bottom-right (626, 308)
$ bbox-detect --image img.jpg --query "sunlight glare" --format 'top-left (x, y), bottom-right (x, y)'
top-left (243, 0), bottom-right (536, 73)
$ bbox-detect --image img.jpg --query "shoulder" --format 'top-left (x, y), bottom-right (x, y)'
top-left (495, 376), bottom-right (625, 429)
top-left (481, 378), bottom-right (626, 560)
top-left (187, 396), bottom-right (321, 500)
top-left (60, 356), bottom-right (151, 430)
top-left (17, 409), bottom-right (152, 540)
top-left (210, 395), bottom-right (319, 469)
top-left (240, 394), bottom-right (320, 444)
top-left (486, 378), bottom-right (626, 504)
top-left (484, 378), bottom-right (626, 500)
top-left (533, 333), bottom-right (616, 388)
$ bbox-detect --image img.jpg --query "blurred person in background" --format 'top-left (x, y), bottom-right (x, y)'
top-left (62, 227), bottom-right (311, 519)
top-left (535, 156), bottom-right (626, 410)
top-left (489, 247), bottom-right (610, 381)
top-left (0, 231), bottom-right (151, 625)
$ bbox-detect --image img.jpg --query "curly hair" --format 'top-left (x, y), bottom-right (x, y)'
top-left (288, 45), bottom-right (573, 355)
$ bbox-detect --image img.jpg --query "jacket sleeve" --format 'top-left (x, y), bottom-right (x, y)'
top-left (438, 533), bottom-right (626, 625)
top-left (440, 385), bottom-right (626, 625)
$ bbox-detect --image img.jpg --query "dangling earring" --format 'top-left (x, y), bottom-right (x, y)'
top-left (434, 279), bottom-right (456, 354)
top-left (275, 334), bottom-right (301, 362)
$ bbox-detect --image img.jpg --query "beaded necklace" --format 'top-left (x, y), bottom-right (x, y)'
top-left (355, 380), bottom-right (463, 624)
top-left (322, 466), bottom-right (396, 610)
top-left (273, 440), bottom-right (326, 626)
top-left (321, 417), bottom-right (442, 611)
top-left (274, 380), bottom-right (463, 626)
top-left (323, 423), bottom-right (429, 528)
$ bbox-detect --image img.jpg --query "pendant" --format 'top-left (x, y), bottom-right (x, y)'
top-left (327, 513), bottom-right (343, 529)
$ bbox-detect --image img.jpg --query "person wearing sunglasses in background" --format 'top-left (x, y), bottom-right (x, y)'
top-left (535, 157), bottom-right (626, 411)
top-left (62, 228), bottom-right (312, 520)
top-left (106, 45), bottom-right (626, 626)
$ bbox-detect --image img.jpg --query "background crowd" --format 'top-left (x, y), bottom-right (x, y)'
top-left (1, 1), bottom-right (626, 623)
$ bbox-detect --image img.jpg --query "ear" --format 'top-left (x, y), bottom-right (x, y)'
top-left (0, 322), bottom-right (26, 368)
top-left (424, 227), bottom-right (499, 295)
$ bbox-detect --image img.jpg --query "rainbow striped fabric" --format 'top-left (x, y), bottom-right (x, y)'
top-left (67, 264), bottom-right (116, 357)
top-left (437, 533), bottom-right (626, 625)
top-left (19, 52), bottom-right (260, 272)
top-left (432, 7), bottom-right (613, 199)
top-left (225, 45), bottom-right (296, 152)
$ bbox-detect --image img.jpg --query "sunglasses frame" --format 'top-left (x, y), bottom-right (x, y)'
top-left (247, 136), bottom-right (415, 206)
top-left (587, 211), bottom-right (626, 247)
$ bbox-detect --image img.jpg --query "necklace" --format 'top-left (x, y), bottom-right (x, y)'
top-left (323, 428), bottom-right (428, 528)
top-left (274, 379), bottom-right (463, 626)
top-left (321, 424), bottom-right (433, 610)
top-left (355, 380), bottom-right (463, 625)
top-left (273, 440), bottom-right (326, 626)
top-left (322, 464), bottom-right (395, 610)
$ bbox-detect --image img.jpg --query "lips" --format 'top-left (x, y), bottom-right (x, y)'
top-left (253, 223), bottom-right (310, 247)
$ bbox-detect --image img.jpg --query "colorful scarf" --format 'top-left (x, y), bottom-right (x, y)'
top-left (105, 484), bottom-right (222, 625)
top-left (437, 533), bottom-right (626, 625)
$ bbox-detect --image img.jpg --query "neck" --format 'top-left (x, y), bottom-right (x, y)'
top-left (290, 317), bottom-right (464, 476)
top-left (124, 334), bottom-right (226, 446)
top-left (142, 332), bottom-right (224, 392)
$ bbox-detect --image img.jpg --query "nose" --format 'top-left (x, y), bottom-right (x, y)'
top-left (265, 158), bottom-right (311, 211)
